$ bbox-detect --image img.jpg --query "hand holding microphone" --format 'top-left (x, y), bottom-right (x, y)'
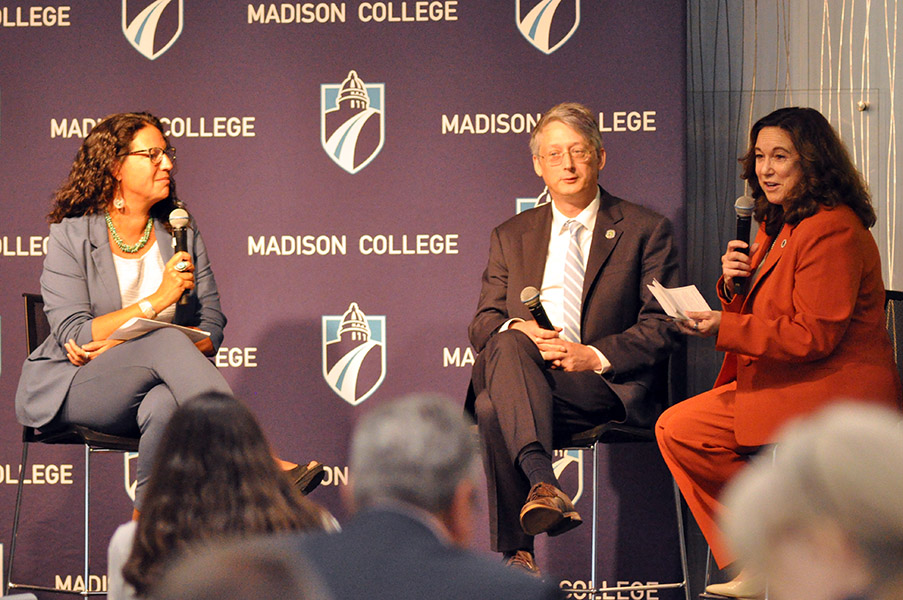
top-left (734, 195), bottom-right (754, 253)
top-left (520, 286), bottom-right (555, 330)
top-left (518, 286), bottom-right (600, 371)
top-left (169, 208), bottom-right (191, 306)
top-left (728, 195), bottom-right (755, 296)
top-left (516, 286), bottom-right (564, 360)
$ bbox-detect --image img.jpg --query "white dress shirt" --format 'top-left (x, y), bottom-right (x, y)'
top-left (503, 189), bottom-right (611, 374)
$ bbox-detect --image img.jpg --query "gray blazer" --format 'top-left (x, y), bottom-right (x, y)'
top-left (15, 212), bottom-right (226, 428)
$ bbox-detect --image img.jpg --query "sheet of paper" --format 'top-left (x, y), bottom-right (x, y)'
top-left (647, 279), bottom-right (712, 320)
top-left (109, 317), bottom-right (210, 343)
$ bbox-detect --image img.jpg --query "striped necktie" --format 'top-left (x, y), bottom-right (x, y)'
top-left (561, 220), bottom-right (585, 343)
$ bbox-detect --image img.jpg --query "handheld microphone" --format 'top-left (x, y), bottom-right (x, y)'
top-left (734, 195), bottom-right (755, 295)
top-left (169, 208), bottom-right (191, 306)
top-left (520, 286), bottom-right (555, 331)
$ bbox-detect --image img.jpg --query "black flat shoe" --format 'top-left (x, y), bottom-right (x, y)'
top-left (287, 460), bottom-right (326, 495)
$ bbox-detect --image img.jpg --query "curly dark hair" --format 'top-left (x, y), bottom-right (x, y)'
top-left (122, 394), bottom-right (325, 595)
top-left (739, 107), bottom-right (876, 237)
top-left (47, 112), bottom-right (180, 224)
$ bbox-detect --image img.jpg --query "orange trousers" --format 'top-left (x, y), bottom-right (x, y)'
top-left (655, 380), bottom-right (759, 568)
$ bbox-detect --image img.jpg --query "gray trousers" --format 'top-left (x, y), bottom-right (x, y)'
top-left (54, 327), bottom-right (234, 510)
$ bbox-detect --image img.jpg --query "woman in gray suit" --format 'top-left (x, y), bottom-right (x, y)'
top-left (15, 112), bottom-right (321, 513)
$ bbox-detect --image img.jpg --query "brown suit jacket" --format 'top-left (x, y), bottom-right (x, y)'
top-left (467, 187), bottom-right (681, 427)
top-left (714, 204), bottom-right (901, 445)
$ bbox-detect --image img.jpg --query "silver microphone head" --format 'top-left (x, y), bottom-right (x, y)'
top-left (520, 286), bottom-right (541, 308)
top-left (169, 208), bottom-right (190, 229)
top-left (734, 195), bottom-right (755, 218)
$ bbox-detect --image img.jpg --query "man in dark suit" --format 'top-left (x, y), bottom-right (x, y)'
top-left (288, 394), bottom-right (562, 600)
top-left (466, 102), bottom-right (680, 574)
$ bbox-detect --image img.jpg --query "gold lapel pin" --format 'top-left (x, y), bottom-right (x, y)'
top-left (605, 229), bottom-right (616, 239)
top-left (781, 239), bottom-right (787, 248)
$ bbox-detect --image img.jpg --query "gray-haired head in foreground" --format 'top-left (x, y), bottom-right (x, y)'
top-left (350, 394), bottom-right (480, 514)
top-left (151, 536), bottom-right (333, 600)
top-left (722, 403), bottom-right (903, 584)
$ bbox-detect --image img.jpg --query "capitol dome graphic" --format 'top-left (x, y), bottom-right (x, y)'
top-left (322, 302), bottom-right (386, 405)
top-left (321, 70), bottom-right (385, 174)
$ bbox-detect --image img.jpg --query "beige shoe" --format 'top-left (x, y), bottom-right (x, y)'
top-left (705, 571), bottom-right (765, 599)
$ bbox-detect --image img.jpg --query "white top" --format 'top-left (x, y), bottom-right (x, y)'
top-left (502, 188), bottom-right (610, 373)
top-left (107, 520), bottom-right (138, 600)
top-left (539, 191), bottom-right (599, 328)
top-left (112, 241), bottom-right (175, 323)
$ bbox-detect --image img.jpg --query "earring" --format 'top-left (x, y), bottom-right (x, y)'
top-left (114, 197), bottom-right (125, 210)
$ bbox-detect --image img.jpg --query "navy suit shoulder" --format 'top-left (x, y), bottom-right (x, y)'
top-left (289, 509), bottom-right (562, 600)
top-left (492, 189), bottom-right (666, 234)
top-left (604, 191), bottom-right (669, 219)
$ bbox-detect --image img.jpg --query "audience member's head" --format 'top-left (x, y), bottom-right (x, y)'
top-left (150, 536), bottom-right (333, 600)
top-left (722, 403), bottom-right (903, 600)
top-left (124, 394), bottom-right (327, 595)
top-left (348, 393), bottom-right (481, 545)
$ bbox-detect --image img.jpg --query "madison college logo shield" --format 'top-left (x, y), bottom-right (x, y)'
top-left (321, 71), bottom-right (385, 174)
top-left (322, 302), bottom-right (386, 406)
top-left (122, 0), bottom-right (184, 60)
top-left (516, 0), bottom-right (580, 55)
top-left (516, 185), bottom-right (552, 214)
top-left (124, 452), bottom-right (138, 502)
top-left (553, 448), bottom-right (585, 505)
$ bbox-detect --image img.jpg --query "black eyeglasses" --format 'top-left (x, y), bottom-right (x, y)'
top-left (123, 146), bottom-right (176, 165)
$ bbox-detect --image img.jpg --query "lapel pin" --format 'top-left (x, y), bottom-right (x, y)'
top-left (605, 229), bottom-right (616, 239)
top-left (780, 239), bottom-right (787, 248)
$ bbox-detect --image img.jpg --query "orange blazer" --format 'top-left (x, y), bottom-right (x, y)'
top-left (713, 204), bottom-right (901, 446)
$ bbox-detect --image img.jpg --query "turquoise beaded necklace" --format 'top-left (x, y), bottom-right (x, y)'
top-left (104, 209), bottom-right (154, 253)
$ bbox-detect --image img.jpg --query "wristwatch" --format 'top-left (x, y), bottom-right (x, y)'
top-left (138, 298), bottom-right (157, 319)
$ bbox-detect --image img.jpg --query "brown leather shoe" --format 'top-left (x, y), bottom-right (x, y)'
top-left (519, 482), bottom-right (582, 536)
top-left (505, 550), bottom-right (541, 577)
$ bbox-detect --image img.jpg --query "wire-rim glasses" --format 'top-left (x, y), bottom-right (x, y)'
top-left (122, 146), bottom-right (176, 165)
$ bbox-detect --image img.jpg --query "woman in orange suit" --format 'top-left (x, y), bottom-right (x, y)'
top-left (656, 106), bottom-right (901, 599)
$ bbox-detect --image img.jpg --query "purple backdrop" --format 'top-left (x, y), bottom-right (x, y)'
top-left (0, 1), bottom-right (686, 596)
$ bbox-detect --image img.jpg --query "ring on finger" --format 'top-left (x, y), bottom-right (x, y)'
top-left (693, 321), bottom-right (699, 331)
top-left (175, 260), bottom-right (190, 272)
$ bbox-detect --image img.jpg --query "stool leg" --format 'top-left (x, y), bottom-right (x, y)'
top-left (5, 441), bottom-right (30, 595)
top-left (673, 479), bottom-right (691, 600)
top-left (590, 443), bottom-right (599, 599)
top-left (83, 445), bottom-right (90, 596)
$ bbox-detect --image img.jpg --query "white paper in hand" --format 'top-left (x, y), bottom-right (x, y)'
top-left (646, 279), bottom-right (712, 320)
top-left (110, 318), bottom-right (210, 343)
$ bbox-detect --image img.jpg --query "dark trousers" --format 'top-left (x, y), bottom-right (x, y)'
top-left (470, 330), bottom-right (623, 553)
